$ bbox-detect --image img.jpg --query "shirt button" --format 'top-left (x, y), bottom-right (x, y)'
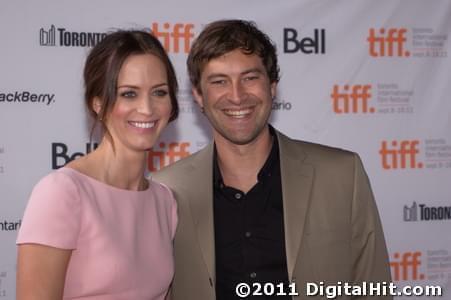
top-left (250, 272), bottom-right (257, 279)
top-left (234, 193), bottom-right (242, 199)
top-left (245, 231), bottom-right (252, 238)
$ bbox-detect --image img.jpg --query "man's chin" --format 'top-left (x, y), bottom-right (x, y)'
top-left (218, 130), bottom-right (263, 146)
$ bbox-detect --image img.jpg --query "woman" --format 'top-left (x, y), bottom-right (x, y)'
top-left (16, 30), bottom-right (179, 300)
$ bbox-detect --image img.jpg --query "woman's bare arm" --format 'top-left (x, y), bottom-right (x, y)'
top-left (16, 244), bottom-right (72, 300)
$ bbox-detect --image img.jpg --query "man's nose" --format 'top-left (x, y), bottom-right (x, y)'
top-left (227, 81), bottom-right (247, 105)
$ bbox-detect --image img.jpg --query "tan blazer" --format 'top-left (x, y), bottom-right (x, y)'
top-left (154, 130), bottom-right (392, 299)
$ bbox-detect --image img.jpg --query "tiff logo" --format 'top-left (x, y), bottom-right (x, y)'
top-left (390, 252), bottom-right (424, 281)
top-left (148, 142), bottom-right (190, 171)
top-left (404, 202), bottom-right (418, 221)
top-left (331, 84), bottom-right (374, 114)
top-left (379, 140), bottom-right (423, 170)
top-left (40, 25), bottom-right (56, 46)
top-left (367, 28), bottom-right (410, 57)
top-left (151, 22), bottom-right (195, 53)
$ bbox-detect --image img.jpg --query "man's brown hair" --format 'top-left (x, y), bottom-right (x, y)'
top-left (187, 19), bottom-right (280, 93)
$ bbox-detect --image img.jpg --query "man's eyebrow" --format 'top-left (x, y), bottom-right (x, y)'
top-left (205, 73), bottom-right (227, 81)
top-left (205, 68), bottom-right (264, 81)
top-left (240, 68), bottom-right (264, 76)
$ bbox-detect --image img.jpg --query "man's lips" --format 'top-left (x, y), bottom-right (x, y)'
top-left (222, 107), bottom-right (254, 118)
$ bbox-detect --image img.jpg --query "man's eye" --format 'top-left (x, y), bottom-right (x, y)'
top-left (120, 91), bottom-right (136, 98)
top-left (244, 75), bottom-right (259, 81)
top-left (211, 79), bottom-right (226, 85)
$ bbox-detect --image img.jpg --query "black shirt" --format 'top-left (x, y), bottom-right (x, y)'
top-left (213, 129), bottom-right (290, 299)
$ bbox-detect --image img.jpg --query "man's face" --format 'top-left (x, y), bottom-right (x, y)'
top-left (193, 49), bottom-right (276, 146)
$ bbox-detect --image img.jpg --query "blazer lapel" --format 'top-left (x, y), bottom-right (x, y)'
top-left (186, 143), bottom-right (216, 282)
top-left (277, 132), bottom-right (314, 280)
top-left (182, 133), bottom-right (313, 283)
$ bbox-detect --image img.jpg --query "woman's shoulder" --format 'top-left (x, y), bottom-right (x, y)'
top-left (34, 167), bottom-right (80, 192)
top-left (26, 168), bottom-right (86, 208)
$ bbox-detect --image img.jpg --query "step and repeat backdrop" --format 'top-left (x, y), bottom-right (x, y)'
top-left (1, 0), bottom-right (450, 298)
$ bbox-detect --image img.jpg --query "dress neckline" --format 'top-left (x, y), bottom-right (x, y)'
top-left (59, 167), bottom-right (152, 194)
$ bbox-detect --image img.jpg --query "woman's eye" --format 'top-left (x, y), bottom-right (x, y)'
top-left (153, 89), bottom-right (169, 97)
top-left (120, 90), bottom-right (136, 98)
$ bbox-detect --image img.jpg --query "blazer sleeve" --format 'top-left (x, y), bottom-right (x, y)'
top-left (351, 153), bottom-right (393, 299)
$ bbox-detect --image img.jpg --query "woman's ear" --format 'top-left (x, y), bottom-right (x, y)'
top-left (92, 97), bottom-right (102, 115)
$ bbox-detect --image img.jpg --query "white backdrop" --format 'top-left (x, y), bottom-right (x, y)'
top-left (1, 0), bottom-right (450, 299)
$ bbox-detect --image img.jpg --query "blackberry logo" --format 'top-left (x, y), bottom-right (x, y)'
top-left (39, 25), bottom-right (106, 47)
top-left (0, 91), bottom-right (55, 105)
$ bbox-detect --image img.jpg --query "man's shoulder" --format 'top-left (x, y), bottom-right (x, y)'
top-left (277, 130), bottom-right (356, 162)
top-left (152, 143), bottom-right (212, 183)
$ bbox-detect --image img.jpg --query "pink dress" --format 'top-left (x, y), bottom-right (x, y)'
top-left (17, 167), bottom-right (177, 300)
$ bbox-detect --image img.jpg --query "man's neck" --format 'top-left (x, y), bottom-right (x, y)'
top-left (214, 126), bottom-right (273, 193)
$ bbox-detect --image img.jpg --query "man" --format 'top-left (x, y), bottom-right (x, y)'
top-left (154, 19), bottom-right (392, 299)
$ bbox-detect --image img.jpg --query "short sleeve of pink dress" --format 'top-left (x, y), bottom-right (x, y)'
top-left (17, 167), bottom-right (177, 300)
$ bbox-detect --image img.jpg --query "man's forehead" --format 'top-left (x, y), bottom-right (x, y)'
top-left (201, 50), bottom-right (264, 76)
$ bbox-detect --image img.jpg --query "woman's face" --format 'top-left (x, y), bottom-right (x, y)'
top-left (103, 53), bottom-right (172, 153)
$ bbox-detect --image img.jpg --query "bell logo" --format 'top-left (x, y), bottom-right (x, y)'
top-left (283, 28), bottom-right (326, 54)
top-left (51, 142), bottom-right (98, 169)
top-left (379, 140), bottom-right (423, 170)
top-left (390, 252), bottom-right (425, 281)
top-left (331, 84), bottom-right (374, 114)
top-left (367, 28), bottom-right (410, 57)
top-left (151, 22), bottom-right (194, 53)
top-left (148, 142), bottom-right (190, 171)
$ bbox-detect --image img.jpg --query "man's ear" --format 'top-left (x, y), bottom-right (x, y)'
top-left (270, 82), bottom-right (277, 100)
top-left (92, 97), bottom-right (103, 115)
top-left (192, 87), bottom-right (204, 109)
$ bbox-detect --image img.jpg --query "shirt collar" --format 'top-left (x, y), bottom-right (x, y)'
top-left (213, 125), bottom-right (279, 188)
